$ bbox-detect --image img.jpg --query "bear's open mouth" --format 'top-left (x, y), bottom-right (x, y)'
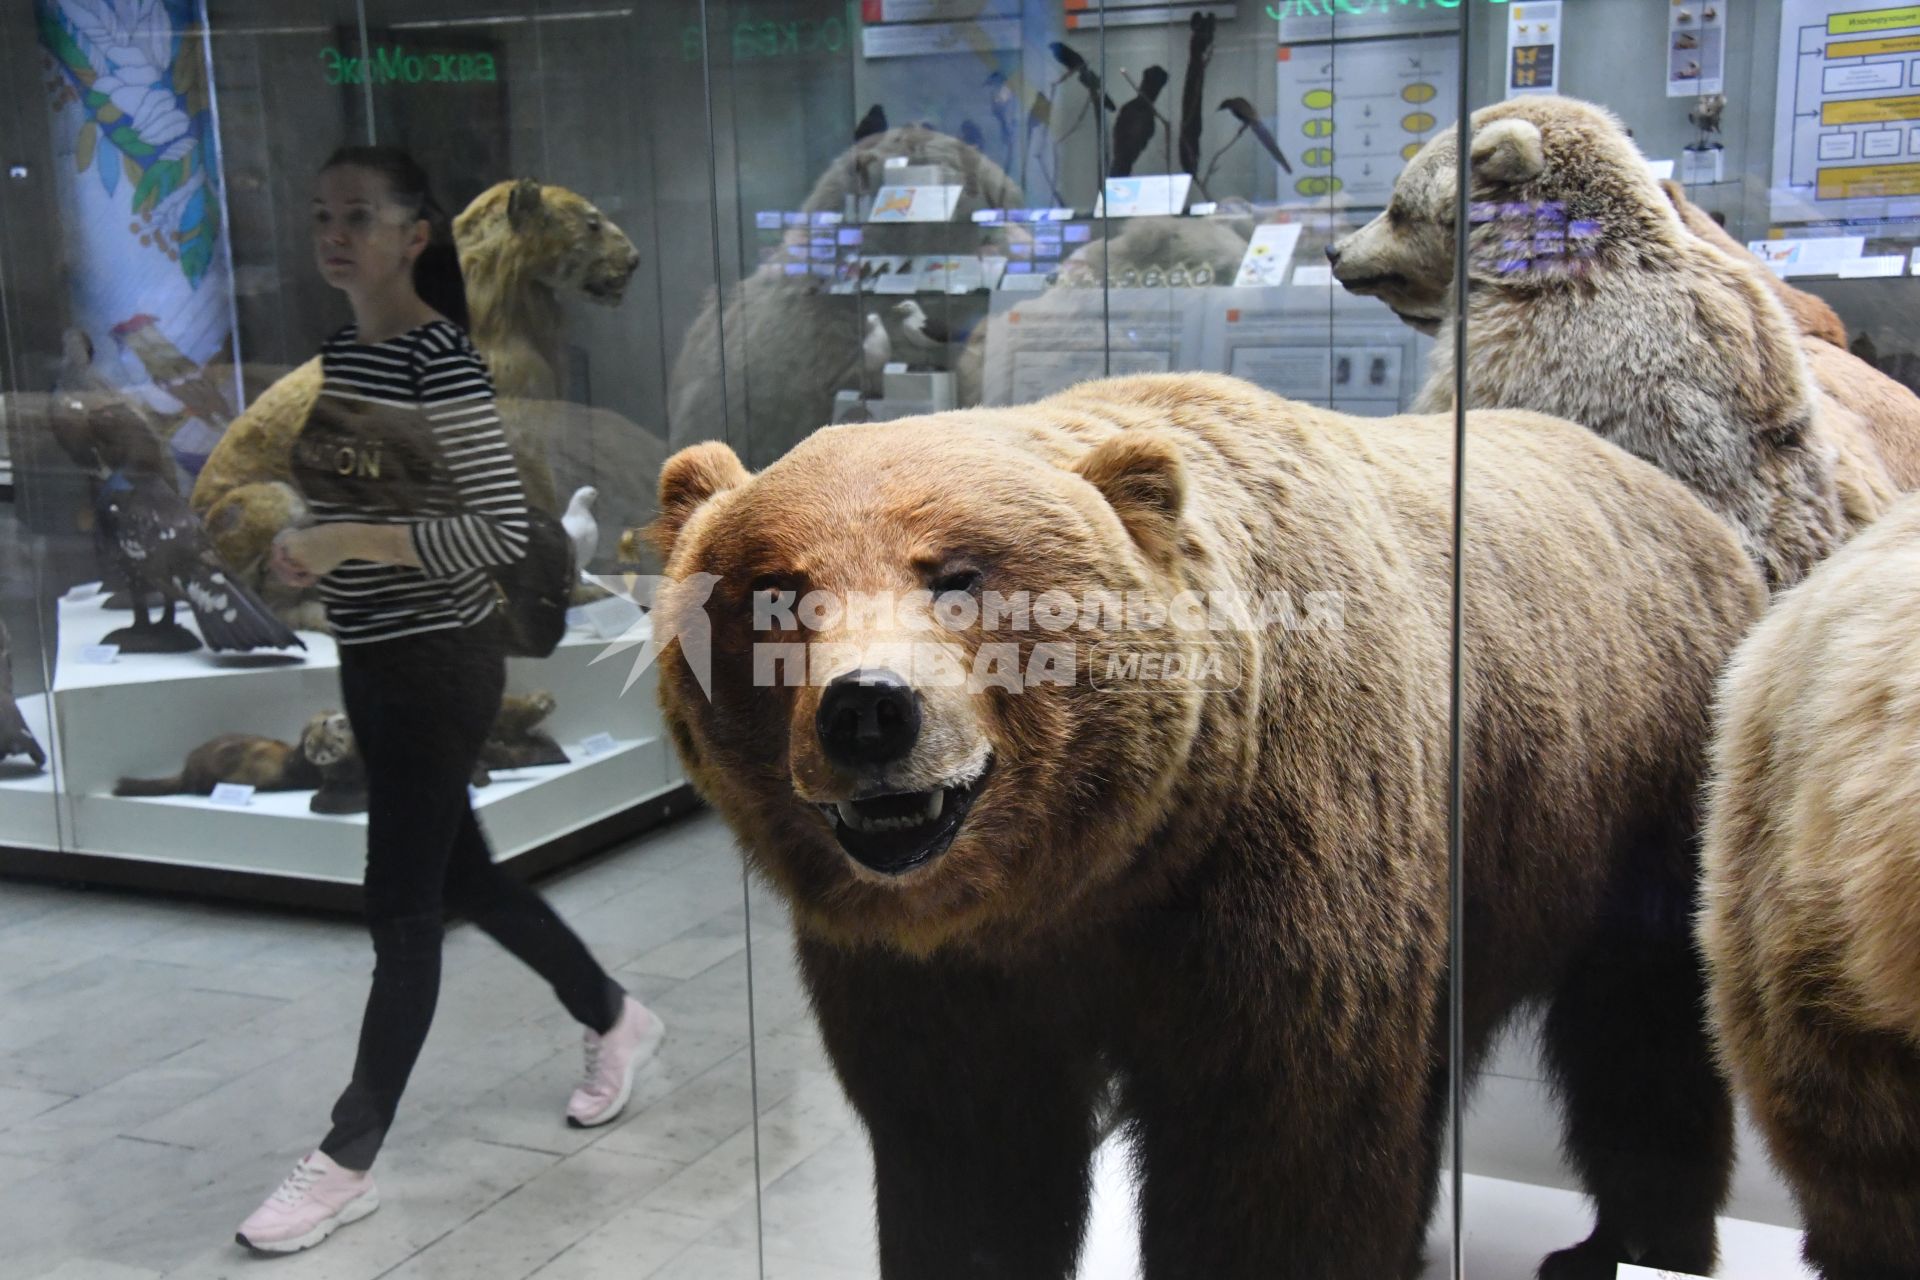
top-left (818, 758), bottom-right (992, 877)
top-left (1333, 270), bottom-right (1411, 297)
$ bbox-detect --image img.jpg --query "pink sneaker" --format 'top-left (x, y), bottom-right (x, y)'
top-left (567, 995), bottom-right (665, 1128)
top-left (235, 1151), bottom-right (378, 1254)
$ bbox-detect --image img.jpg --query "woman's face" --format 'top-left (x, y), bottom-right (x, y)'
top-left (312, 165), bottom-right (427, 296)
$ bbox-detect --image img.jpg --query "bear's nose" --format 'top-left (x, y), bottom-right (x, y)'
top-left (1324, 241), bottom-right (1343, 265)
top-left (817, 669), bottom-right (920, 771)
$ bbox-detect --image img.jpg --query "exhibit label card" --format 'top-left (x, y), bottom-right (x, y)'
top-left (867, 185), bottom-right (963, 223)
top-left (209, 783), bottom-right (255, 807)
top-left (65, 581), bottom-right (103, 601)
top-left (1506, 2), bottom-right (1563, 99)
top-left (1097, 175), bottom-right (1193, 218)
top-left (1234, 224), bottom-right (1304, 287)
top-left (1616, 1266), bottom-right (1711, 1280)
top-left (79, 643), bottom-right (119, 665)
top-left (580, 733), bottom-right (619, 759)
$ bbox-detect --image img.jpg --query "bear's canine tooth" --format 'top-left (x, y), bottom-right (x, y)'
top-left (925, 790), bottom-right (944, 820)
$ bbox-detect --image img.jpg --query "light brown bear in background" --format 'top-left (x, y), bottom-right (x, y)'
top-left (1656, 179), bottom-right (1850, 349)
top-left (1332, 95), bottom-right (1857, 589)
top-left (666, 126), bottom-right (1022, 465)
top-left (1701, 489), bottom-right (1920, 1280)
top-left (1658, 178), bottom-right (1920, 493)
top-left (188, 180), bottom-right (641, 617)
top-left (650, 372), bottom-right (1766, 1280)
top-left (1336, 102), bottom-right (1920, 525)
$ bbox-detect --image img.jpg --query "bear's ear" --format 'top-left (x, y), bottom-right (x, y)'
top-left (507, 179), bottom-right (546, 230)
top-left (649, 442), bottom-right (751, 560)
top-left (1073, 431), bottom-right (1186, 564)
top-left (1470, 118), bottom-right (1546, 188)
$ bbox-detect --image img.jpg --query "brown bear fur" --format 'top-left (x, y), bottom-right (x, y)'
top-left (187, 181), bottom-right (643, 614)
top-left (1659, 179), bottom-right (1850, 348)
top-left (1660, 179), bottom-right (1920, 493)
top-left (651, 372), bottom-right (1765, 1279)
top-left (1342, 97), bottom-right (1851, 589)
top-left (1702, 490), bottom-right (1920, 1280)
top-left (1329, 99), bottom-right (1909, 577)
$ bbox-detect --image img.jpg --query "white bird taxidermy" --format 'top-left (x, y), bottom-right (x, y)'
top-left (563, 485), bottom-right (599, 572)
top-left (862, 313), bottom-right (892, 393)
top-left (890, 300), bottom-right (951, 362)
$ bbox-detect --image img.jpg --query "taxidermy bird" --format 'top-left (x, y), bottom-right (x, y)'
top-left (0, 620), bottom-right (45, 771)
top-left (985, 71), bottom-right (1019, 173)
top-left (1111, 66), bottom-right (1169, 177)
top-left (1689, 92), bottom-right (1726, 143)
top-left (1217, 97), bottom-right (1292, 174)
top-left (891, 300), bottom-right (951, 361)
top-left (862, 313), bottom-right (892, 393)
top-left (56, 329), bottom-right (181, 485)
top-left (60, 380), bottom-right (305, 657)
top-left (92, 466), bottom-right (304, 653)
top-left (854, 103), bottom-right (888, 142)
top-left (1024, 91), bottom-right (1064, 205)
top-left (1179, 12), bottom-right (1217, 178)
top-left (1049, 42), bottom-right (1116, 111)
top-left (109, 313), bottom-right (231, 429)
top-left (562, 485), bottom-right (599, 572)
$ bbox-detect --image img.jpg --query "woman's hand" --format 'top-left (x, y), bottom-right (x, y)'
top-left (270, 526), bottom-right (348, 586)
top-left (270, 523), bottom-right (420, 587)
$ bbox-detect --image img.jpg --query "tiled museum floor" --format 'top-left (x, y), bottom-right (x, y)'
top-left (0, 808), bottom-right (1814, 1280)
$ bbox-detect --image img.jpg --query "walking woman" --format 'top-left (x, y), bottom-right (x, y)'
top-left (238, 147), bottom-right (663, 1254)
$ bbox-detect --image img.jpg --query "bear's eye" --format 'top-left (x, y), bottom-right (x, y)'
top-left (930, 566), bottom-right (983, 595)
top-left (586, 216), bottom-right (602, 233)
top-left (748, 573), bottom-right (797, 599)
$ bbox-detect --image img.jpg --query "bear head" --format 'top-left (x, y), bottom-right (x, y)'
top-left (1328, 95), bottom-right (1681, 332)
top-left (648, 418), bottom-right (1212, 957)
top-left (456, 178), bottom-right (641, 306)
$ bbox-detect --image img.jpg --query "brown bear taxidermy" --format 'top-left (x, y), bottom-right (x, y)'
top-left (650, 373), bottom-right (1766, 1280)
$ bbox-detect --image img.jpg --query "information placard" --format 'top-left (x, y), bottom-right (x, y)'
top-left (1275, 33), bottom-right (1458, 208)
top-left (1775, 0), bottom-right (1920, 221)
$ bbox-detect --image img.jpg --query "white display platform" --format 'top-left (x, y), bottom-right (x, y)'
top-left (0, 692), bottom-right (60, 851)
top-left (1075, 1138), bottom-right (1812, 1279)
top-left (4, 592), bottom-right (684, 890)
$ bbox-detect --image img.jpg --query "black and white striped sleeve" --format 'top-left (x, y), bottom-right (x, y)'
top-left (407, 330), bottom-right (531, 576)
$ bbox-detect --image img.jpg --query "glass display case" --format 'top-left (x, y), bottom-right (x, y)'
top-left (3, 0), bottom-right (1918, 1276)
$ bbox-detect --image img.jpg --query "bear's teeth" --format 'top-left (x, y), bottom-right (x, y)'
top-left (836, 802), bottom-right (861, 827)
top-left (924, 791), bottom-right (944, 821)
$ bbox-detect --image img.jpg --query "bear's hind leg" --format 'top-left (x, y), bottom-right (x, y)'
top-left (1757, 1019), bottom-right (1920, 1280)
top-left (1538, 925), bottom-right (1732, 1280)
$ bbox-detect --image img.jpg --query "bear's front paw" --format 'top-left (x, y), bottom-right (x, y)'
top-left (1537, 1238), bottom-right (1620, 1280)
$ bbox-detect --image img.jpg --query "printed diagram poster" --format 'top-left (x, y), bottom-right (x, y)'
top-left (1506, 2), bottom-right (1563, 98)
top-left (1774, 0), bottom-right (1920, 221)
top-left (1274, 33), bottom-right (1458, 208)
top-left (1668, 1), bottom-right (1729, 96)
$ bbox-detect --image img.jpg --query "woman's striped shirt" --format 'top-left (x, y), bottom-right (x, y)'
top-left (305, 320), bottom-right (529, 645)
